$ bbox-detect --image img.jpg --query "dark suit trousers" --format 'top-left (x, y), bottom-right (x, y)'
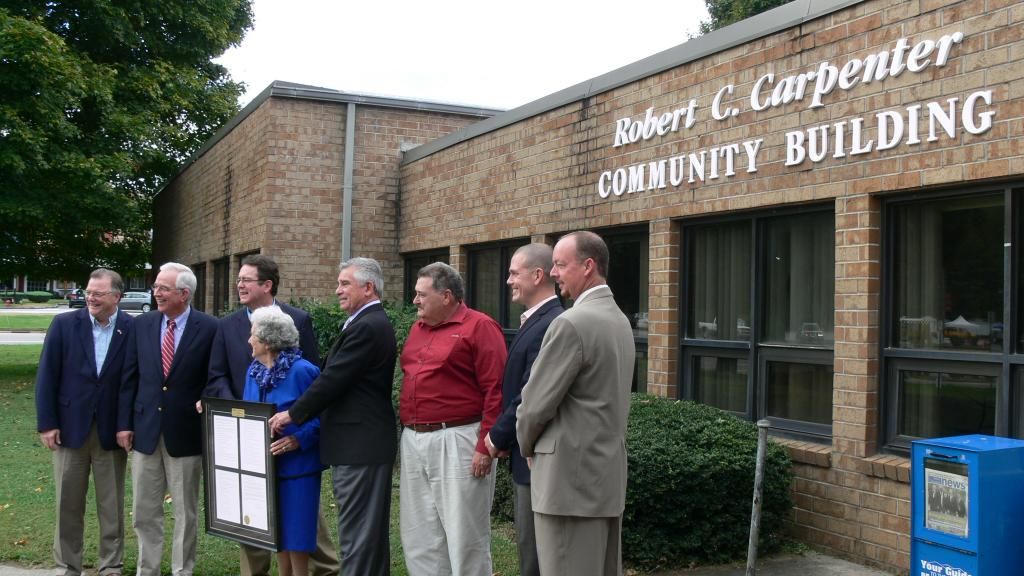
top-left (514, 482), bottom-right (540, 576)
top-left (332, 462), bottom-right (392, 576)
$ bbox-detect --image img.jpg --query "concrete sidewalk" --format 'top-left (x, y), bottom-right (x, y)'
top-left (3, 550), bottom-right (895, 576)
top-left (652, 550), bottom-right (894, 574)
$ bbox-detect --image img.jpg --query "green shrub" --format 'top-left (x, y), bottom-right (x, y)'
top-left (491, 461), bottom-right (515, 522)
top-left (26, 291), bottom-right (53, 303)
top-left (624, 395), bottom-right (792, 570)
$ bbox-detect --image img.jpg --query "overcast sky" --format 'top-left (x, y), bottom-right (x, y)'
top-left (216, 0), bottom-right (712, 111)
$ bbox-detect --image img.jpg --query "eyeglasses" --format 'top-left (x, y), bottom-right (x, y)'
top-left (84, 290), bottom-right (113, 298)
top-left (151, 284), bottom-right (181, 294)
top-left (236, 277), bottom-right (265, 285)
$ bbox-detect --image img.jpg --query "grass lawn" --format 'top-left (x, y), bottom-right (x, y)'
top-left (0, 314), bottom-right (55, 332)
top-left (0, 344), bottom-right (520, 575)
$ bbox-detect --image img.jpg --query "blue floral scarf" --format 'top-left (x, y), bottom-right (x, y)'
top-left (248, 347), bottom-right (303, 398)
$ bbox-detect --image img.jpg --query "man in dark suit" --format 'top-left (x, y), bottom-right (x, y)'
top-left (36, 268), bottom-right (134, 576)
top-left (517, 231), bottom-right (635, 576)
top-left (118, 262), bottom-right (218, 576)
top-left (203, 254), bottom-right (339, 576)
top-left (485, 243), bottom-right (563, 576)
top-left (270, 257), bottom-right (397, 576)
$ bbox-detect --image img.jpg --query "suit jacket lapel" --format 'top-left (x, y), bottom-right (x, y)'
top-left (76, 311), bottom-right (99, 377)
top-left (168, 309), bottom-right (199, 378)
top-left (509, 298), bottom-right (558, 353)
top-left (323, 303), bottom-right (381, 368)
top-left (98, 312), bottom-right (129, 377)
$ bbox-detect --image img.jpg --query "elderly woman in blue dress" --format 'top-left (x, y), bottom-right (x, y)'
top-left (245, 307), bottom-right (324, 576)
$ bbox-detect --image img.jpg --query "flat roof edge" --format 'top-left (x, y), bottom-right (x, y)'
top-left (156, 81), bottom-right (503, 197)
top-left (401, 0), bottom-right (862, 165)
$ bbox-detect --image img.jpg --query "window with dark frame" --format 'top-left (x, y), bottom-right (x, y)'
top-left (680, 206), bottom-right (835, 440)
top-left (191, 263), bottom-right (207, 313)
top-left (468, 240), bottom-right (528, 334)
top-left (403, 249), bottom-right (449, 305)
top-left (462, 229), bottom-right (652, 393)
top-left (883, 189), bottom-right (1010, 452)
top-left (212, 257), bottom-right (230, 316)
top-left (600, 227), bottom-right (650, 394)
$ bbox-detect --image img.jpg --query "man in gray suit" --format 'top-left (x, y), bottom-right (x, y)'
top-left (516, 231), bottom-right (635, 576)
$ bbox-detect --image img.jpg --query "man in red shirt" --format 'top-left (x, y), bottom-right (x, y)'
top-left (399, 262), bottom-right (507, 576)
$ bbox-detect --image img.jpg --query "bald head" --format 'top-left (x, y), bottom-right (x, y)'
top-left (508, 243), bottom-right (556, 309)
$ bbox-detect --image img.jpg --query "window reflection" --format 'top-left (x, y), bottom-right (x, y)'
top-left (766, 361), bottom-right (833, 425)
top-left (694, 356), bottom-right (747, 413)
top-left (899, 369), bottom-right (996, 438)
top-left (763, 212), bottom-right (835, 345)
top-left (689, 222), bottom-right (751, 340)
top-left (893, 194), bottom-right (1003, 352)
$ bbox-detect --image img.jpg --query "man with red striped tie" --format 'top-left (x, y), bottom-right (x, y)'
top-left (118, 262), bottom-right (218, 576)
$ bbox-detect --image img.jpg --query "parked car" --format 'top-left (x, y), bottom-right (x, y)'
top-left (118, 291), bottom-right (152, 312)
top-left (67, 289), bottom-right (86, 308)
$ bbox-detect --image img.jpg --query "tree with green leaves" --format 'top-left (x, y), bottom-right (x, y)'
top-left (0, 1), bottom-right (253, 281)
top-left (700, 0), bottom-right (791, 34)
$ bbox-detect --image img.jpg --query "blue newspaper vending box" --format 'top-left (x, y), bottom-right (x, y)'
top-left (911, 435), bottom-right (1024, 576)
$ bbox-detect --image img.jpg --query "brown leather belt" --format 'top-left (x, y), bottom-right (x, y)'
top-left (405, 417), bottom-right (481, 433)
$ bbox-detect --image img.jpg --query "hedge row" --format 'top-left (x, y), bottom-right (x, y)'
top-left (0, 291), bottom-right (54, 303)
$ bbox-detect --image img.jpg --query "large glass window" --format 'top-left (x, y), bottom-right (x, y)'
top-left (602, 228), bottom-right (650, 393)
top-left (681, 207), bottom-right (835, 439)
top-left (192, 263), bottom-right (206, 313)
top-left (884, 188), bottom-right (1018, 451)
top-left (403, 249), bottom-right (449, 304)
top-left (468, 241), bottom-right (527, 331)
top-left (692, 354), bottom-right (748, 414)
top-left (763, 213), bottom-right (835, 346)
top-left (893, 195), bottom-right (1003, 352)
top-left (213, 257), bottom-right (230, 316)
top-left (689, 222), bottom-right (751, 340)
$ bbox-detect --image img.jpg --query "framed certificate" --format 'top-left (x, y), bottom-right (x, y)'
top-left (201, 397), bottom-right (278, 550)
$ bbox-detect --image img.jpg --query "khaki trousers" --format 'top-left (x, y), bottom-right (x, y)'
top-left (400, 424), bottom-right (495, 576)
top-left (533, 512), bottom-right (622, 576)
top-left (131, 437), bottom-right (201, 576)
top-left (52, 425), bottom-right (127, 576)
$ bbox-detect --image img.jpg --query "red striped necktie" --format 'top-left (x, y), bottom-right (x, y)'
top-left (162, 318), bottom-right (176, 378)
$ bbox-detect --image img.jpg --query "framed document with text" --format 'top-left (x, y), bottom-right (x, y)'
top-left (201, 397), bottom-right (278, 550)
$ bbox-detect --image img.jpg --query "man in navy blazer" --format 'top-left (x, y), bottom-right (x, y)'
top-left (118, 262), bottom-right (217, 576)
top-left (485, 244), bottom-right (563, 576)
top-left (203, 254), bottom-right (339, 576)
top-left (36, 268), bottom-right (134, 576)
top-left (270, 257), bottom-right (397, 576)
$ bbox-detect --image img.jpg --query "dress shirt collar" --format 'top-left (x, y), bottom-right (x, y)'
top-left (343, 299), bottom-right (380, 330)
top-left (520, 295), bottom-right (558, 327)
top-left (575, 284), bottom-right (608, 304)
top-left (90, 309), bottom-right (118, 329)
top-left (163, 305), bottom-right (191, 330)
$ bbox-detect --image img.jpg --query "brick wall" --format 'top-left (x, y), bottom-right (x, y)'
top-left (398, 0), bottom-right (1024, 571)
top-left (155, 95), bottom-right (487, 310)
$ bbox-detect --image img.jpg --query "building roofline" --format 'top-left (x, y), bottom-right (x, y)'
top-left (401, 0), bottom-right (861, 165)
top-left (156, 81), bottom-right (503, 197)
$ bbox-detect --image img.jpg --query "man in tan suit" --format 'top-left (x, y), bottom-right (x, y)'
top-left (516, 231), bottom-right (635, 576)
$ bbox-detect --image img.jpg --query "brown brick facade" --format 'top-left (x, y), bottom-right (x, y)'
top-left (395, 1), bottom-right (1024, 572)
top-left (154, 88), bottom-right (492, 311)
